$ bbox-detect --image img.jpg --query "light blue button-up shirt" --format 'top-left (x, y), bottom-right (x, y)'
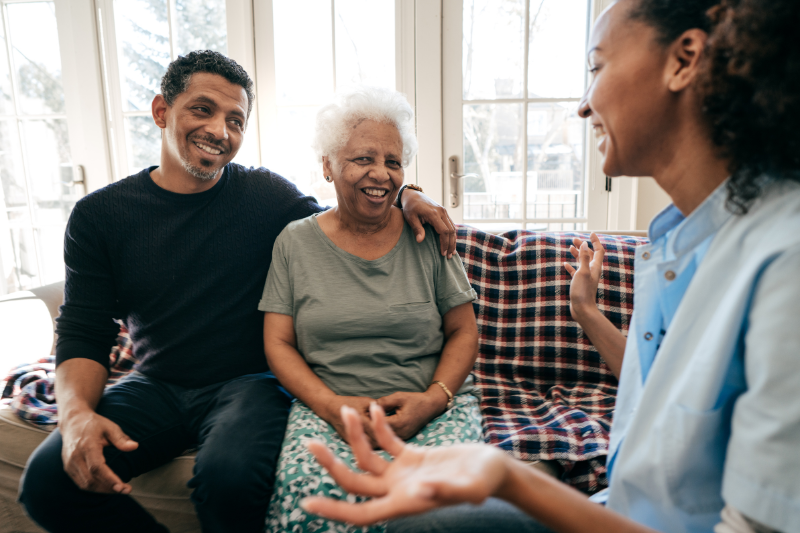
top-left (598, 180), bottom-right (800, 533)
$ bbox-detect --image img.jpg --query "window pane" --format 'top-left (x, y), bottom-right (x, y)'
top-left (273, 0), bottom-right (334, 106)
top-left (7, 2), bottom-right (66, 115)
top-left (0, 23), bottom-right (13, 114)
top-left (19, 119), bottom-right (77, 221)
top-left (2, 226), bottom-right (39, 292)
top-left (0, 118), bottom-right (31, 292)
top-left (463, 0), bottom-right (525, 100)
top-left (464, 222), bottom-right (523, 234)
top-left (265, 106), bottom-right (336, 208)
top-left (173, 0), bottom-right (228, 57)
top-left (526, 222), bottom-right (586, 231)
top-left (35, 225), bottom-right (66, 284)
top-left (334, 0), bottom-right (394, 89)
top-left (114, 0), bottom-right (170, 112)
top-left (124, 116), bottom-right (161, 176)
top-left (463, 103), bottom-right (524, 220)
top-left (527, 102), bottom-right (584, 218)
top-left (528, 0), bottom-right (588, 98)
top-left (0, 120), bottom-right (27, 212)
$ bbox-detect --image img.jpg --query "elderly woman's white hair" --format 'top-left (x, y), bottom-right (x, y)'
top-left (312, 86), bottom-right (419, 168)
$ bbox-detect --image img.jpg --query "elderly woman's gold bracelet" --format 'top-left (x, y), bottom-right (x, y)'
top-left (432, 380), bottom-right (454, 410)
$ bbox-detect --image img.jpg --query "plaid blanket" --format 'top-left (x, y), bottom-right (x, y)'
top-left (457, 226), bottom-right (647, 493)
top-left (1, 323), bottom-right (136, 428)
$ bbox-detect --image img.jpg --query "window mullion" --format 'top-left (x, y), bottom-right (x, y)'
top-left (167, 0), bottom-right (177, 61)
top-left (522, 0), bottom-right (530, 226)
top-left (1, 3), bottom-right (19, 116)
top-left (330, 0), bottom-right (337, 91)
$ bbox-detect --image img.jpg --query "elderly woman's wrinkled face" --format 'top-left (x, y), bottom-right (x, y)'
top-left (324, 119), bottom-right (404, 225)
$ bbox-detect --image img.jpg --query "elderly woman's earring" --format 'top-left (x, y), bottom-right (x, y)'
top-left (325, 176), bottom-right (333, 182)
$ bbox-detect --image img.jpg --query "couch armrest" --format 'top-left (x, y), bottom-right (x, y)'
top-left (0, 281), bottom-right (64, 359)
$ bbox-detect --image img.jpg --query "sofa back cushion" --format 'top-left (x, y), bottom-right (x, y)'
top-left (456, 226), bottom-right (647, 492)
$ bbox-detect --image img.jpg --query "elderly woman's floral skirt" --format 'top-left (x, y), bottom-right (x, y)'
top-left (266, 394), bottom-right (484, 533)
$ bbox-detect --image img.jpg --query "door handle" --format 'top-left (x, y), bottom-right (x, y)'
top-left (448, 155), bottom-right (478, 208)
top-left (62, 164), bottom-right (87, 196)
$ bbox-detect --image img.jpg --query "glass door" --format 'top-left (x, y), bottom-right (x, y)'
top-left (0, 0), bottom-right (80, 295)
top-left (443, 0), bottom-right (608, 232)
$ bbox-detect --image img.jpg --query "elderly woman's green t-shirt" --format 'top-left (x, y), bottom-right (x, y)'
top-left (258, 214), bottom-right (477, 398)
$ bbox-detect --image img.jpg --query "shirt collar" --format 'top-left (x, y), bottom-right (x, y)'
top-left (648, 180), bottom-right (733, 257)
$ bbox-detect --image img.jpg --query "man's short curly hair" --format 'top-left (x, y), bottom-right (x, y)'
top-left (160, 50), bottom-right (255, 120)
top-left (699, 0), bottom-right (800, 213)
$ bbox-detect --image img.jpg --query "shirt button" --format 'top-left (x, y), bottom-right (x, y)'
top-left (664, 270), bottom-right (676, 281)
top-left (642, 251), bottom-right (651, 260)
top-left (644, 332), bottom-right (653, 341)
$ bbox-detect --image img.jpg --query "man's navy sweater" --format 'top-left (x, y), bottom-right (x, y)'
top-left (55, 164), bottom-right (322, 388)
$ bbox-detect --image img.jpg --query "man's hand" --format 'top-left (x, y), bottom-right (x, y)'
top-left (318, 395), bottom-right (378, 446)
top-left (399, 190), bottom-right (457, 258)
top-left (563, 232), bottom-right (606, 322)
top-left (60, 409), bottom-right (138, 494)
top-left (377, 390), bottom-right (445, 441)
top-left (301, 403), bottom-right (508, 526)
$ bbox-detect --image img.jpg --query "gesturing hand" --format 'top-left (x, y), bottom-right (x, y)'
top-left (301, 403), bottom-right (509, 526)
top-left (60, 410), bottom-right (138, 494)
top-left (399, 190), bottom-right (457, 258)
top-left (376, 390), bottom-right (444, 441)
top-left (563, 232), bottom-right (606, 322)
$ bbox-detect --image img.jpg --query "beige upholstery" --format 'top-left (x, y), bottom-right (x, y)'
top-left (0, 283), bottom-right (201, 532)
top-left (0, 406), bottom-right (200, 533)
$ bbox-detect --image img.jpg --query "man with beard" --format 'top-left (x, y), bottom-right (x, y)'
top-left (17, 51), bottom-right (457, 533)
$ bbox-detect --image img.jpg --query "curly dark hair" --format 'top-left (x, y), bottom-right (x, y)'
top-left (628, 0), bottom-right (718, 45)
top-left (700, 0), bottom-right (800, 213)
top-left (160, 50), bottom-right (255, 120)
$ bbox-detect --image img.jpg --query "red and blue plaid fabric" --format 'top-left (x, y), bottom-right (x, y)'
top-left (457, 226), bottom-right (648, 493)
top-left (1, 322), bottom-right (136, 428)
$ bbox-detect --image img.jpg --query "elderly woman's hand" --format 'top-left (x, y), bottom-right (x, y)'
top-left (317, 395), bottom-right (378, 447)
top-left (376, 389), bottom-right (447, 441)
top-left (400, 190), bottom-right (457, 258)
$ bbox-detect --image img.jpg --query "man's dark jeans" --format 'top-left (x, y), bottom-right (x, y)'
top-left (18, 370), bottom-right (292, 533)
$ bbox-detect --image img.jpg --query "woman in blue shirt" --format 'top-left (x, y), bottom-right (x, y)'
top-left (296, 0), bottom-right (800, 532)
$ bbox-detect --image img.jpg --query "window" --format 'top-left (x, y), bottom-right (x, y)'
top-left (0, 0), bottom-right (79, 294)
top-left (96, 0), bottom-right (235, 181)
top-left (257, 0), bottom-right (397, 207)
top-left (443, 0), bottom-right (604, 232)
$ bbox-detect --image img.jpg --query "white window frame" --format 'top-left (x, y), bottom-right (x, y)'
top-left (440, 0), bottom-right (609, 230)
top-left (253, 0), bottom-right (418, 193)
top-left (0, 0), bottom-right (109, 294)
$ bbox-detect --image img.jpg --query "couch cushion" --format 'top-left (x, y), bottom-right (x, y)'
top-left (456, 226), bottom-right (647, 493)
top-left (0, 405), bottom-right (200, 532)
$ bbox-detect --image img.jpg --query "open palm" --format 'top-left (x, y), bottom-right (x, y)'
top-left (563, 232), bottom-right (606, 320)
top-left (301, 403), bottom-right (508, 526)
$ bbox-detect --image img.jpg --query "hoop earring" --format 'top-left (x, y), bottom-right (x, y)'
top-left (325, 176), bottom-right (333, 182)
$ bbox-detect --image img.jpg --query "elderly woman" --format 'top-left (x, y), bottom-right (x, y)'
top-left (258, 86), bottom-right (483, 532)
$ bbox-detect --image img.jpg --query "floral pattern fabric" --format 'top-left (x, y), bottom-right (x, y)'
top-left (267, 394), bottom-right (483, 533)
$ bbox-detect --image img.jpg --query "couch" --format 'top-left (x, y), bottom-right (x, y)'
top-left (0, 226), bottom-right (646, 533)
